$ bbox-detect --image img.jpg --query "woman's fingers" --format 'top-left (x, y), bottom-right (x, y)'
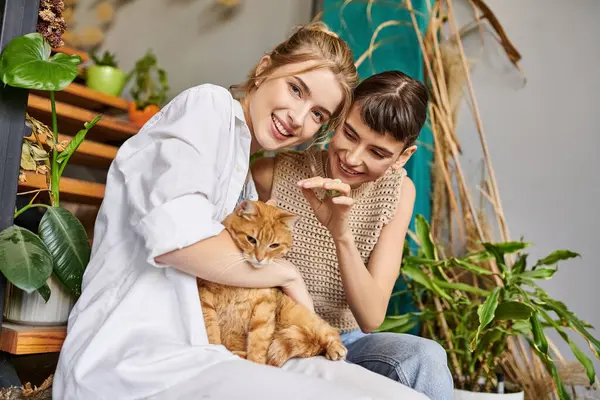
top-left (323, 180), bottom-right (351, 196)
top-left (331, 196), bottom-right (354, 207)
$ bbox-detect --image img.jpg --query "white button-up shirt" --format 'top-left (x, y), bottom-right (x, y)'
top-left (53, 84), bottom-right (257, 399)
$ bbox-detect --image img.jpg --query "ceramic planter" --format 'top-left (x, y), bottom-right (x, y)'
top-left (86, 65), bottom-right (127, 96)
top-left (454, 389), bottom-right (524, 400)
top-left (128, 102), bottom-right (160, 128)
top-left (3, 275), bottom-right (74, 325)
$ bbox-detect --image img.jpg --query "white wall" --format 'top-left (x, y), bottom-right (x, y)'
top-left (456, 0), bottom-right (600, 369)
top-left (73, 0), bottom-right (313, 99)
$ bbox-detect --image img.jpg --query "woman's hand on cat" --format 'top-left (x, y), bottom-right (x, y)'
top-left (277, 259), bottom-right (315, 312)
top-left (297, 177), bottom-right (354, 241)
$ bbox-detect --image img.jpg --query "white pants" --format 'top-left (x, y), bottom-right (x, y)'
top-left (147, 356), bottom-right (430, 400)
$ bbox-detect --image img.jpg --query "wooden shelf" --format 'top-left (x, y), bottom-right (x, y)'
top-left (0, 323), bottom-right (66, 355)
top-left (52, 46), bottom-right (89, 62)
top-left (32, 83), bottom-right (130, 113)
top-left (28, 94), bottom-right (138, 142)
top-left (19, 172), bottom-right (106, 205)
top-left (26, 133), bottom-right (118, 169)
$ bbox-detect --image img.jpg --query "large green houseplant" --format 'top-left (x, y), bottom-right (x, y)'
top-left (379, 215), bottom-right (599, 399)
top-left (0, 33), bottom-right (101, 320)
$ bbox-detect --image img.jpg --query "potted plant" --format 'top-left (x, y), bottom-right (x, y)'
top-left (378, 215), bottom-right (599, 400)
top-left (0, 32), bottom-right (101, 325)
top-left (127, 49), bottom-right (168, 128)
top-left (86, 49), bottom-right (127, 96)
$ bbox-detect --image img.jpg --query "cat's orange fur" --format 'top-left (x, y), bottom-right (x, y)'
top-left (197, 200), bottom-right (347, 367)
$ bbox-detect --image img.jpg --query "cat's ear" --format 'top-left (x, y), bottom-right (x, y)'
top-left (265, 199), bottom-right (277, 207)
top-left (236, 200), bottom-right (258, 219)
top-left (279, 211), bottom-right (299, 229)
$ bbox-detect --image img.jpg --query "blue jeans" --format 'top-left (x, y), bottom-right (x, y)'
top-left (341, 330), bottom-right (453, 400)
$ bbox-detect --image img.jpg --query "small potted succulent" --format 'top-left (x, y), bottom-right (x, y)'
top-left (86, 49), bottom-right (127, 96)
top-left (127, 49), bottom-right (168, 128)
top-left (379, 216), bottom-right (599, 400)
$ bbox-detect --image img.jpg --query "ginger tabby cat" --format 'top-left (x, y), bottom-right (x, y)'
top-left (197, 200), bottom-right (347, 367)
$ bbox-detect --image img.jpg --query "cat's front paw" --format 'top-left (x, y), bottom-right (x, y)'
top-left (325, 340), bottom-right (347, 361)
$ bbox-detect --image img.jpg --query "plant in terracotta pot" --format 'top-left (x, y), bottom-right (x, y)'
top-left (0, 32), bottom-right (101, 325)
top-left (378, 216), bottom-right (599, 400)
top-left (127, 49), bottom-right (168, 128)
top-left (86, 49), bottom-right (127, 96)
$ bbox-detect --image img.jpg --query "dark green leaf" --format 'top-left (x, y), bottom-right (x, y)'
top-left (0, 226), bottom-right (53, 293)
top-left (494, 301), bottom-right (534, 321)
top-left (0, 33), bottom-right (81, 91)
top-left (542, 300), bottom-right (600, 359)
top-left (531, 312), bottom-right (549, 354)
top-left (402, 264), bottom-right (452, 301)
top-left (535, 250), bottom-right (580, 267)
top-left (37, 282), bottom-right (51, 302)
top-left (434, 280), bottom-right (491, 296)
top-left (512, 320), bottom-right (531, 334)
top-left (517, 268), bottom-right (557, 280)
top-left (473, 328), bottom-right (504, 359)
top-left (511, 254), bottom-right (528, 274)
top-left (483, 241), bottom-right (531, 254)
top-left (415, 215), bottom-right (436, 260)
top-left (542, 312), bottom-right (596, 386)
top-left (471, 287), bottom-right (501, 351)
top-left (464, 250), bottom-right (494, 263)
top-left (56, 115), bottom-right (102, 164)
top-left (377, 315), bottom-right (414, 332)
top-left (39, 207), bottom-right (90, 297)
top-left (403, 256), bottom-right (442, 266)
top-left (451, 258), bottom-right (493, 275)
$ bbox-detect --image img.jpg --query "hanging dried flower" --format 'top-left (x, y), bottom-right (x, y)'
top-left (37, 0), bottom-right (67, 48)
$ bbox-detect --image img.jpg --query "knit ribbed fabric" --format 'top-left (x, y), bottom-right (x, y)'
top-left (273, 149), bottom-right (406, 333)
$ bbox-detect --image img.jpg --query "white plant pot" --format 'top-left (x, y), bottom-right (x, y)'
top-left (454, 389), bottom-right (524, 400)
top-left (3, 275), bottom-right (74, 325)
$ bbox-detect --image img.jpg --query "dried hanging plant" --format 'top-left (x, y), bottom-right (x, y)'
top-left (37, 0), bottom-right (67, 48)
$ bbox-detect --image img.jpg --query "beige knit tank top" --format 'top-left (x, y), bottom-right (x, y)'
top-left (272, 149), bottom-right (407, 333)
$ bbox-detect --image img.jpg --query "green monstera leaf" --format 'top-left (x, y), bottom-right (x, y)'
top-left (0, 33), bottom-right (81, 91)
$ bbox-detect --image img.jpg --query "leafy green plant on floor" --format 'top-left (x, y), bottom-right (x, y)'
top-left (378, 215), bottom-right (598, 398)
top-left (0, 33), bottom-right (102, 301)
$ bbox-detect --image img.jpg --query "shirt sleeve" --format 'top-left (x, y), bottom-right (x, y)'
top-left (114, 86), bottom-right (232, 267)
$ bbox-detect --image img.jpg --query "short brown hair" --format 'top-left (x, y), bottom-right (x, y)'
top-left (353, 71), bottom-right (428, 148)
top-left (232, 22), bottom-right (359, 133)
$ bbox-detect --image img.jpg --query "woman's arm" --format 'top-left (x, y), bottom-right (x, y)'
top-left (156, 231), bottom-right (314, 311)
top-left (251, 156), bottom-right (276, 201)
top-left (298, 176), bottom-right (416, 332)
top-left (335, 179), bottom-right (415, 332)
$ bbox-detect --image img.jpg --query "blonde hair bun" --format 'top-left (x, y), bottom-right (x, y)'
top-left (300, 21), bottom-right (340, 39)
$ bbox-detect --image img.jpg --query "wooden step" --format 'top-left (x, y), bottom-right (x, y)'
top-left (61, 133), bottom-right (118, 168)
top-left (19, 172), bottom-right (106, 205)
top-left (52, 46), bottom-right (89, 62)
top-left (26, 132), bottom-right (118, 169)
top-left (32, 83), bottom-right (130, 112)
top-left (28, 94), bottom-right (138, 142)
top-left (0, 322), bottom-right (66, 355)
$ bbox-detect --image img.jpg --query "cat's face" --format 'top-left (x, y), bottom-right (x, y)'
top-left (224, 200), bottom-right (298, 268)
